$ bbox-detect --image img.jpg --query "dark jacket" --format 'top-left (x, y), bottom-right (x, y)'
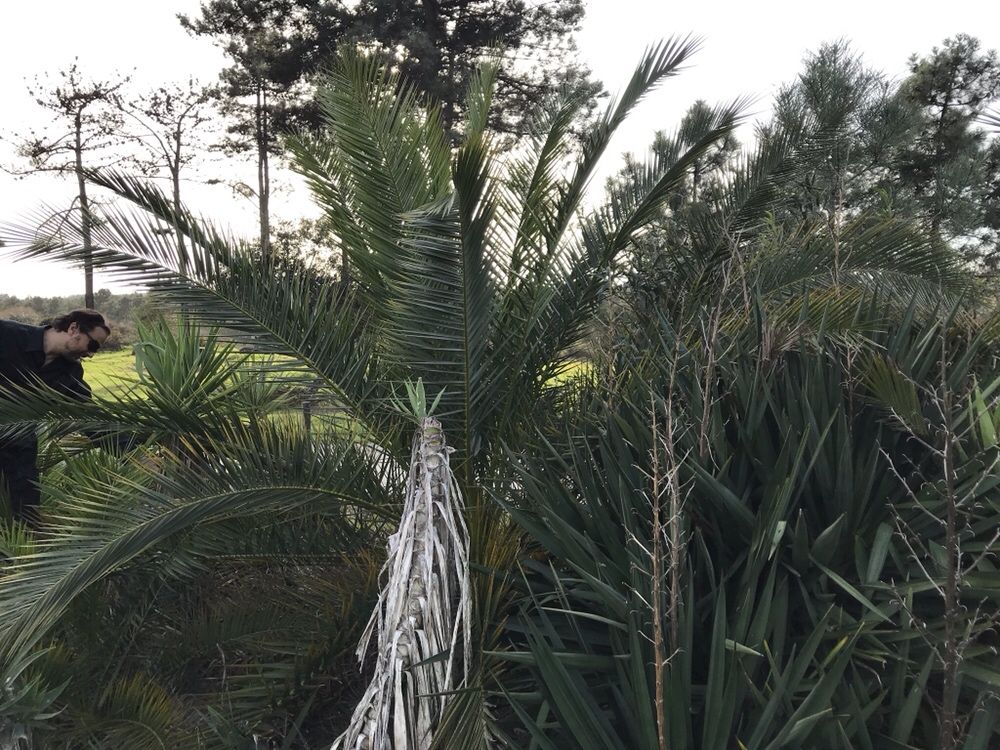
top-left (0, 319), bottom-right (91, 520)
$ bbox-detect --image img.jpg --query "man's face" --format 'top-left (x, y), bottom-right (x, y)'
top-left (65, 322), bottom-right (109, 361)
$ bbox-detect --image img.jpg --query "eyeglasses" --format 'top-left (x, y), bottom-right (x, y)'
top-left (81, 330), bottom-right (101, 353)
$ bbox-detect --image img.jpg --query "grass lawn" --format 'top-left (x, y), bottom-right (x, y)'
top-left (84, 349), bottom-right (138, 397)
top-left (82, 348), bottom-right (345, 434)
top-left (82, 348), bottom-right (592, 434)
top-left (550, 359), bottom-right (592, 384)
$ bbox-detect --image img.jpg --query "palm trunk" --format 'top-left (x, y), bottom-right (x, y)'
top-left (0, 719), bottom-right (32, 750)
top-left (334, 417), bottom-right (471, 750)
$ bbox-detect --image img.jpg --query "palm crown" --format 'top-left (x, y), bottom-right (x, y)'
top-left (0, 38), bottom-right (987, 747)
top-left (0, 37), bottom-right (742, 742)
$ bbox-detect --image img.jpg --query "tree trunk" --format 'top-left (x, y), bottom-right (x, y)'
top-left (829, 162), bottom-right (844, 284)
top-left (172, 121), bottom-right (187, 269)
top-left (334, 417), bottom-right (471, 750)
top-left (75, 112), bottom-right (95, 310)
top-left (930, 80), bottom-right (955, 234)
top-left (421, 0), bottom-right (454, 135)
top-left (256, 81), bottom-right (271, 257)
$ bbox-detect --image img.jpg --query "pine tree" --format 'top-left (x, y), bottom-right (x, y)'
top-left (898, 34), bottom-right (1000, 263)
top-left (349, 0), bottom-right (601, 137)
top-left (5, 62), bottom-right (129, 307)
top-left (178, 0), bottom-right (349, 255)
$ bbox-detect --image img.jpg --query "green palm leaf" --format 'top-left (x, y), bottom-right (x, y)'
top-left (0, 424), bottom-right (399, 670)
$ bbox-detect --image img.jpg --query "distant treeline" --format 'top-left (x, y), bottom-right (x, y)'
top-left (0, 290), bottom-right (155, 348)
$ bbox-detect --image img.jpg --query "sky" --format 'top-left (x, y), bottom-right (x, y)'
top-left (1, 0), bottom-right (999, 297)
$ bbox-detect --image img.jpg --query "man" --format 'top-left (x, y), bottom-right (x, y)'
top-left (0, 309), bottom-right (110, 523)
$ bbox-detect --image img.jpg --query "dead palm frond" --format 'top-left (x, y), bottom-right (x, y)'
top-left (335, 417), bottom-right (470, 750)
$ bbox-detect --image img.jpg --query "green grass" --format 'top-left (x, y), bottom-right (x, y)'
top-left (550, 360), bottom-right (592, 385)
top-left (85, 349), bottom-right (138, 397)
top-left (84, 349), bottom-right (590, 439)
top-left (83, 348), bottom-right (356, 436)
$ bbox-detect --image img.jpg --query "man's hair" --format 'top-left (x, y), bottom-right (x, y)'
top-left (51, 309), bottom-right (110, 336)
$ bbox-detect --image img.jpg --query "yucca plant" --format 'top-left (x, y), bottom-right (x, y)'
top-left (498, 95), bottom-right (990, 748)
top-left (500, 301), bottom-right (1000, 748)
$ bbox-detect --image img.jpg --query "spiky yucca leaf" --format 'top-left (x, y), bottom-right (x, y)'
top-left (500, 308), bottom-right (1000, 748)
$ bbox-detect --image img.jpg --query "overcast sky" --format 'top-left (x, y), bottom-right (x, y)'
top-left (2, 0), bottom-right (999, 297)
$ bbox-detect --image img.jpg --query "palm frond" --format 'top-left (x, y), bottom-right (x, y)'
top-left (1, 176), bottom-right (382, 419)
top-left (0, 423), bottom-right (400, 670)
top-left (335, 418), bottom-right (471, 749)
top-left (492, 101), bottom-right (746, 419)
top-left (978, 108), bottom-right (1000, 132)
top-left (547, 37), bottom-right (702, 250)
top-left (291, 49), bottom-right (453, 295)
top-left (505, 88), bottom-right (586, 277)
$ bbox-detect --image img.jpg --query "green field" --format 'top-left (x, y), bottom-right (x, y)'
top-left (82, 348), bottom-right (354, 435)
top-left (84, 348), bottom-right (591, 399)
top-left (85, 349), bottom-right (138, 397)
top-left (82, 348), bottom-right (588, 442)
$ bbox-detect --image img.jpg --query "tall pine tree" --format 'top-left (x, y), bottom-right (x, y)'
top-left (349, 0), bottom-right (600, 137)
top-left (6, 62), bottom-right (129, 307)
top-left (898, 34), bottom-right (1000, 264)
top-left (179, 0), bottom-right (350, 255)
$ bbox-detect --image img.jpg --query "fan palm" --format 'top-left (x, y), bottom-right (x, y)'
top-left (0, 39), bottom-right (747, 745)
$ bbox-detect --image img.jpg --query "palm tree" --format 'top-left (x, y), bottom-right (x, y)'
top-left (0, 321), bottom-right (391, 746)
top-left (0, 39), bottom-right (746, 745)
top-left (490, 118), bottom-right (996, 745)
